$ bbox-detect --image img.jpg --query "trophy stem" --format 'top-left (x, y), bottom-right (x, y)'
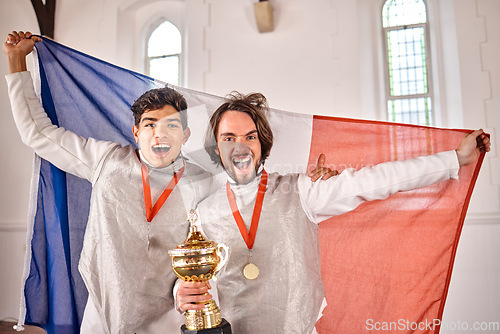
top-left (184, 299), bottom-right (222, 330)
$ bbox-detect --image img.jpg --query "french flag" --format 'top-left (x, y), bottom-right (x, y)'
top-left (16, 37), bottom-right (483, 333)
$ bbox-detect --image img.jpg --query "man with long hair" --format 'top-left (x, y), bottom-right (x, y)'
top-left (177, 92), bottom-right (490, 333)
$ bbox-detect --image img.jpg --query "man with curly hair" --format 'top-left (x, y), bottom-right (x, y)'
top-left (4, 31), bottom-right (211, 334)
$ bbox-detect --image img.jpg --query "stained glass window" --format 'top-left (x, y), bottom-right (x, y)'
top-left (383, 0), bottom-right (432, 126)
top-left (147, 21), bottom-right (181, 86)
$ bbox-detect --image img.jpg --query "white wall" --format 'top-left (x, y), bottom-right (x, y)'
top-left (1, 0), bottom-right (498, 330)
top-left (0, 0), bottom-right (41, 322)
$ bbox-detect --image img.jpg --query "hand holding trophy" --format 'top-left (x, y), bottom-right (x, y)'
top-left (169, 210), bottom-right (232, 333)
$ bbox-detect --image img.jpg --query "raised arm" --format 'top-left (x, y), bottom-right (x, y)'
top-left (4, 31), bottom-right (118, 182)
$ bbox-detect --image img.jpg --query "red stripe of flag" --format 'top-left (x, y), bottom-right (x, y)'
top-left (309, 115), bottom-right (483, 334)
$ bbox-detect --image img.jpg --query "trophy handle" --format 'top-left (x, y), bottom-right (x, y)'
top-left (214, 243), bottom-right (229, 277)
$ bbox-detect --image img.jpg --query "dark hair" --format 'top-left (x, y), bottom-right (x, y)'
top-left (205, 92), bottom-right (274, 165)
top-left (131, 86), bottom-right (188, 129)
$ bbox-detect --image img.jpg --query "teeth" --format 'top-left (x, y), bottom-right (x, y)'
top-left (152, 144), bottom-right (171, 156)
top-left (232, 156), bottom-right (252, 171)
top-left (153, 144), bottom-right (171, 149)
top-left (233, 156), bottom-right (251, 163)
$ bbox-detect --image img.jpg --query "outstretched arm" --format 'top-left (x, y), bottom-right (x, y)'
top-left (4, 31), bottom-right (42, 73)
top-left (456, 129), bottom-right (491, 167)
top-left (299, 129), bottom-right (491, 223)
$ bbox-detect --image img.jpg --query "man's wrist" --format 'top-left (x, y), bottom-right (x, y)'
top-left (455, 149), bottom-right (467, 167)
top-left (7, 51), bottom-right (27, 73)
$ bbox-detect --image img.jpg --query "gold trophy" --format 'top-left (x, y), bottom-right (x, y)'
top-left (169, 210), bottom-right (231, 333)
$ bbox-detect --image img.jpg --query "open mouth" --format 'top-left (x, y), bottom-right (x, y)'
top-left (151, 144), bottom-right (171, 156)
top-left (232, 155), bottom-right (253, 172)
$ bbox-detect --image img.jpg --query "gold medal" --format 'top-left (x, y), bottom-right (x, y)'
top-left (243, 263), bottom-right (260, 280)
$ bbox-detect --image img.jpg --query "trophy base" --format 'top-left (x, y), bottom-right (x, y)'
top-left (181, 319), bottom-right (232, 334)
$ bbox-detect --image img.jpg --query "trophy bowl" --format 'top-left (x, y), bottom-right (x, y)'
top-left (169, 229), bottom-right (228, 282)
top-left (169, 214), bottom-right (230, 332)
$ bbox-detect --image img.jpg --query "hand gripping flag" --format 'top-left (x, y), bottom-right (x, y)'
top-left (14, 37), bottom-right (484, 333)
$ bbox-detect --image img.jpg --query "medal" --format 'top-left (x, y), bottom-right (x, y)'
top-left (226, 170), bottom-right (268, 279)
top-left (243, 263), bottom-right (260, 280)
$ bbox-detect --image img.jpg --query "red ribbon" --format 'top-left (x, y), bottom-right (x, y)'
top-left (141, 161), bottom-right (184, 222)
top-left (226, 170), bottom-right (268, 250)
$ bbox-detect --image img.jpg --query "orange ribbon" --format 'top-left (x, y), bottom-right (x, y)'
top-left (141, 161), bottom-right (184, 222)
top-left (226, 170), bottom-right (268, 250)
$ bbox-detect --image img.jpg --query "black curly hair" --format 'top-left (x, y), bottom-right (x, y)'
top-left (131, 87), bottom-right (188, 129)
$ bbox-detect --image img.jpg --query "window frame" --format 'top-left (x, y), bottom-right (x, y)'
top-left (145, 18), bottom-right (183, 86)
top-left (381, 0), bottom-right (434, 126)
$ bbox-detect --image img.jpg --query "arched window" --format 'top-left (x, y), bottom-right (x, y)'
top-left (382, 0), bottom-right (432, 126)
top-left (147, 20), bottom-right (181, 86)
